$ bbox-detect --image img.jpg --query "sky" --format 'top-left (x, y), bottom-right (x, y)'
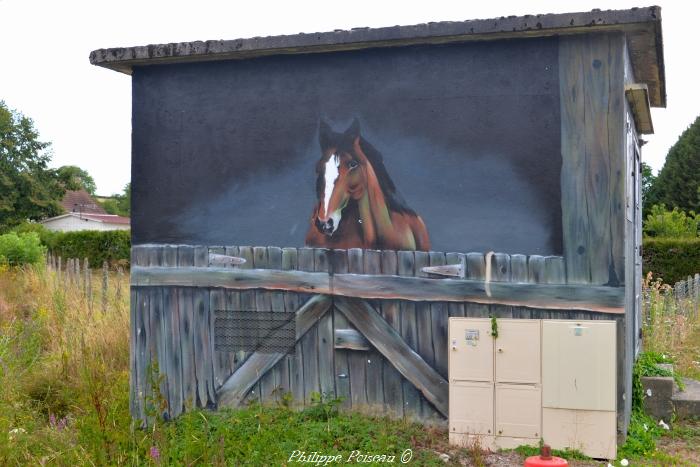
top-left (0, 0), bottom-right (697, 195)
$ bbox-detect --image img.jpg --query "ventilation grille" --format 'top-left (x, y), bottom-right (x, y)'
top-left (214, 310), bottom-right (296, 354)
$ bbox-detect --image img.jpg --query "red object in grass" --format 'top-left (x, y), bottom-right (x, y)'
top-left (524, 445), bottom-right (568, 467)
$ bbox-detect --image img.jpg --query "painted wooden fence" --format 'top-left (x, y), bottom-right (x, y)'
top-left (130, 245), bottom-right (625, 424)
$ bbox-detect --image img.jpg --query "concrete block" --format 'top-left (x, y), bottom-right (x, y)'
top-left (641, 376), bottom-right (674, 420)
top-left (673, 378), bottom-right (700, 420)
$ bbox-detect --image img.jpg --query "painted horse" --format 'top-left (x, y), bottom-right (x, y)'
top-left (305, 119), bottom-right (431, 251)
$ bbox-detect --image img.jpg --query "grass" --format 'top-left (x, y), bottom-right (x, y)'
top-left (0, 263), bottom-right (465, 465)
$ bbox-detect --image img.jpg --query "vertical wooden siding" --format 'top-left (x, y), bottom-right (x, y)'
top-left (560, 32), bottom-right (630, 435)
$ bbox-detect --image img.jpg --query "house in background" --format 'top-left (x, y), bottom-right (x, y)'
top-left (41, 189), bottom-right (130, 232)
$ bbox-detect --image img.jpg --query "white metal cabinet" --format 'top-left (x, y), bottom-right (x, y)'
top-left (448, 318), bottom-right (493, 382)
top-left (495, 319), bottom-right (541, 384)
top-left (495, 384), bottom-right (542, 438)
top-left (450, 381), bottom-right (494, 435)
top-left (543, 408), bottom-right (617, 459)
top-left (542, 320), bottom-right (616, 411)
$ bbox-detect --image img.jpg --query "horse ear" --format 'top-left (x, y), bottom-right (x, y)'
top-left (319, 120), bottom-right (332, 149)
top-left (346, 118), bottom-right (361, 140)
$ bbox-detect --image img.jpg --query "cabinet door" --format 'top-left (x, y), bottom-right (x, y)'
top-left (449, 381), bottom-right (494, 436)
top-left (449, 318), bottom-right (493, 382)
top-left (542, 320), bottom-right (616, 411)
top-left (495, 384), bottom-right (541, 439)
top-left (495, 319), bottom-right (540, 384)
top-left (543, 408), bottom-right (616, 460)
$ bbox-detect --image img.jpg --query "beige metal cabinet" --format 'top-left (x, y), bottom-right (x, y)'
top-left (543, 408), bottom-right (617, 459)
top-left (450, 381), bottom-right (494, 435)
top-left (495, 319), bottom-right (540, 384)
top-left (542, 320), bottom-right (616, 411)
top-left (448, 318), bottom-right (493, 382)
top-left (495, 384), bottom-right (542, 438)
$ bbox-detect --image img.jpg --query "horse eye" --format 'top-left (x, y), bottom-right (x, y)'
top-left (348, 160), bottom-right (359, 169)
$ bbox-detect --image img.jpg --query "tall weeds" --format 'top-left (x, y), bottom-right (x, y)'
top-left (642, 271), bottom-right (700, 380)
top-left (0, 263), bottom-right (131, 464)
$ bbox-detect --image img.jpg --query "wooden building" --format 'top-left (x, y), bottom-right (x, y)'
top-left (91, 6), bottom-right (664, 440)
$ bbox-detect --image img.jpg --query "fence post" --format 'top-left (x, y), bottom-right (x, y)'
top-left (116, 266), bottom-right (123, 302)
top-left (57, 256), bottom-right (62, 284)
top-left (102, 261), bottom-right (108, 313)
top-left (76, 258), bottom-right (82, 291)
top-left (83, 258), bottom-right (89, 296)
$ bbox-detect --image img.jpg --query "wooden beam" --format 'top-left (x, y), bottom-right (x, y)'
top-left (625, 83), bottom-right (654, 134)
top-left (335, 297), bottom-right (449, 417)
top-left (334, 328), bottom-right (370, 351)
top-left (217, 294), bottom-right (332, 407)
top-left (132, 266), bottom-right (625, 313)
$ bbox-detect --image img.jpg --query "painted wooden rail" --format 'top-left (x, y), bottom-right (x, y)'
top-left (132, 266), bottom-right (625, 313)
top-left (130, 244), bottom-right (625, 425)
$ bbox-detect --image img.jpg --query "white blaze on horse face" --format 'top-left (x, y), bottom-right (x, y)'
top-left (322, 154), bottom-right (340, 216)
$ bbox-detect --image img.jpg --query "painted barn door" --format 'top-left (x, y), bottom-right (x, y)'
top-left (130, 245), bottom-right (625, 424)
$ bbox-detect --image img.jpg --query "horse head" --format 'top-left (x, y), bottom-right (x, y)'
top-left (313, 118), bottom-right (369, 236)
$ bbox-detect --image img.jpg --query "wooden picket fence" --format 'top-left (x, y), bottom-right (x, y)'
top-left (673, 273), bottom-right (700, 314)
top-left (45, 253), bottom-right (125, 313)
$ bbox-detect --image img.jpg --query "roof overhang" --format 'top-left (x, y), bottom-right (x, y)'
top-left (90, 6), bottom-right (665, 107)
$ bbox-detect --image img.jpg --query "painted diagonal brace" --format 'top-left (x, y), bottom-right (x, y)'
top-left (216, 294), bottom-right (332, 407)
top-left (335, 297), bottom-right (449, 417)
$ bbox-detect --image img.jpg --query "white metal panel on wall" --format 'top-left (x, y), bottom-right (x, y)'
top-left (448, 318), bottom-right (494, 382)
top-left (542, 320), bottom-right (616, 411)
top-left (495, 384), bottom-right (541, 439)
top-left (495, 319), bottom-right (540, 384)
top-left (449, 380), bottom-right (494, 436)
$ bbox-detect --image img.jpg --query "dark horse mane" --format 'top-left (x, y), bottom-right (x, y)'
top-left (320, 119), bottom-right (416, 216)
top-left (356, 137), bottom-right (416, 216)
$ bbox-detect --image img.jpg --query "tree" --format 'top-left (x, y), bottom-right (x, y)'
top-left (0, 101), bottom-right (64, 228)
top-left (648, 115), bottom-right (700, 212)
top-left (57, 165), bottom-right (97, 195)
top-left (99, 182), bottom-right (131, 217)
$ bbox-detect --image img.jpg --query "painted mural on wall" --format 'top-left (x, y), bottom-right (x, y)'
top-left (132, 37), bottom-right (562, 254)
top-left (306, 119), bottom-right (430, 251)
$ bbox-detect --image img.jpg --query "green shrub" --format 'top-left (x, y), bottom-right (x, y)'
top-left (48, 230), bottom-right (130, 268)
top-left (0, 232), bottom-right (45, 266)
top-left (643, 204), bottom-right (700, 238)
top-left (9, 221), bottom-right (59, 247)
top-left (643, 237), bottom-right (700, 284)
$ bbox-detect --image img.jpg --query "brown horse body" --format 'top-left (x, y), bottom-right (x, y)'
top-left (305, 120), bottom-right (430, 251)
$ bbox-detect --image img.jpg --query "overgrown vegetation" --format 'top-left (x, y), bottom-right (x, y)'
top-left (644, 204), bottom-right (700, 238)
top-left (7, 223), bottom-right (130, 268)
top-left (642, 237), bottom-right (700, 285)
top-left (98, 182), bottom-right (130, 217)
top-left (613, 271), bottom-right (700, 464)
top-left (45, 230), bottom-right (131, 268)
top-left (0, 232), bottom-right (44, 266)
top-left (0, 265), bottom-right (462, 465)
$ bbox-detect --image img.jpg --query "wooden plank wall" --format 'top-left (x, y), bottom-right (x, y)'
top-left (559, 32), bottom-right (630, 435)
top-left (130, 245), bottom-right (623, 425)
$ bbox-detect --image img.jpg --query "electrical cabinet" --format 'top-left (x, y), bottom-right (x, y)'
top-left (450, 381), bottom-right (494, 435)
top-left (448, 318), bottom-right (494, 382)
top-left (496, 320), bottom-right (540, 384)
top-left (449, 318), bottom-right (617, 459)
top-left (449, 318), bottom-right (541, 448)
top-left (495, 383), bottom-right (541, 438)
top-left (542, 320), bottom-right (616, 411)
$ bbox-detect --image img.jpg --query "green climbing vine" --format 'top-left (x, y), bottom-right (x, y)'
top-left (490, 316), bottom-right (498, 338)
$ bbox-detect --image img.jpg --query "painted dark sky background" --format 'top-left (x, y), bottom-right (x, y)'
top-left (132, 37), bottom-right (562, 254)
